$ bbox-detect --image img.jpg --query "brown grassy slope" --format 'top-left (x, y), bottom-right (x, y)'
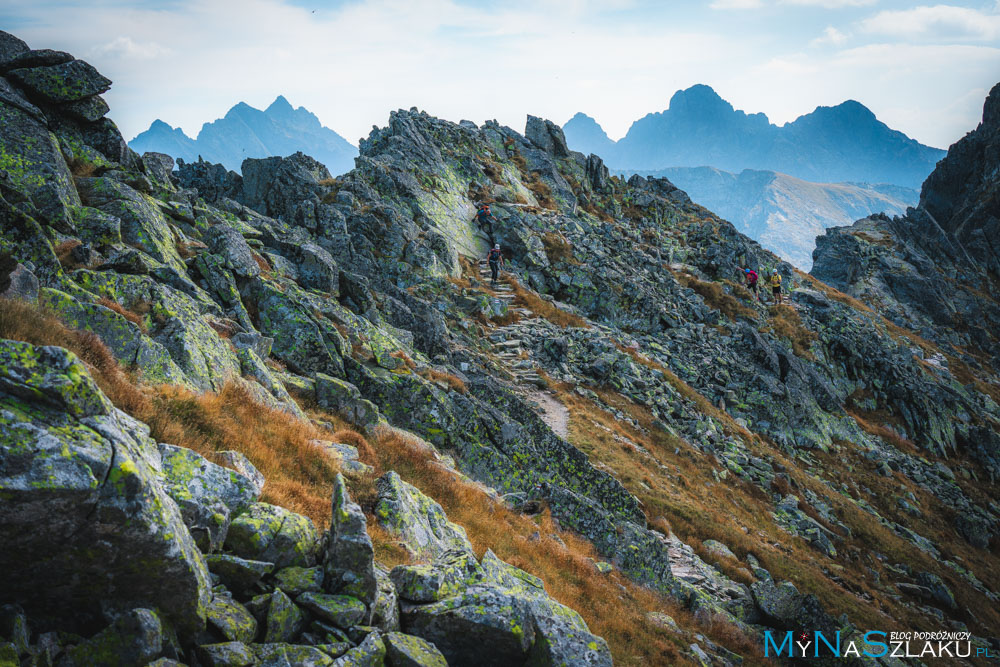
top-left (550, 378), bottom-right (1000, 639)
top-left (0, 299), bottom-right (707, 665)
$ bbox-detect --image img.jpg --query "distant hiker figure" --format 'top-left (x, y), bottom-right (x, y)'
top-left (769, 269), bottom-right (783, 305)
top-left (487, 244), bottom-right (504, 287)
top-left (744, 267), bottom-right (759, 301)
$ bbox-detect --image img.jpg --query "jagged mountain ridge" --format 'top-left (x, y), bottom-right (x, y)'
top-left (564, 85), bottom-right (946, 189)
top-left (2, 28), bottom-right (1000, 665)
top-left (813, 81), bottom-right (1000, 370)
top-left (629, 166), bottom-right (917, 269)
top-left (129, 95), bottom-right (358, 175)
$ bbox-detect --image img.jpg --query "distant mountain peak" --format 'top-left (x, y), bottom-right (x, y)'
top-left (563, 85), bottom-right (944, 188)
top-left (668, 84), bottom-right (731, 113)
top-left (266, 95), bottom-right (294, 114)
top-left (128, 97), bottom-right (357, 175)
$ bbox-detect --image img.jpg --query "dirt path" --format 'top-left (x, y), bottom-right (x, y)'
top-left (525, 389), bottom-right (569, 438)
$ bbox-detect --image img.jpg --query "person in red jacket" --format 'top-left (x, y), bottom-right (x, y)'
top-left (744, 267), bottom-right (759, 301)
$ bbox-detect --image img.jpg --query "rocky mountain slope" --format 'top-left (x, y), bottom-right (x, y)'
top-left (130, 96), bottom-right (358, 176)
top-left (564, 85), bottom-right (945, 189)
top-left (630, 166), bottom-right (916, 270)
top-left (813, 82), bottom-right (1000, 380)
top-left (2, 29), bottom-right (999, 666)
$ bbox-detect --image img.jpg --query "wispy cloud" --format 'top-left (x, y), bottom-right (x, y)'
top-left (780, 0), bottom-right (876, 7)
top-left (709, 0), bottom-right (764, 9)
top-left (811, 25), bottom-right (849, 46)
top-left (90, 36), bottom-right (171, 59)
top-left (860, 4), bottom-right (1000, 41)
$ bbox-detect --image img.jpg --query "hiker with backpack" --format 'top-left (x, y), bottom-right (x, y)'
top-left (475, 203), bottom-right (496, 226)
top-left (769, 268), bottom-right (783, 305)
top-left (743, 267), bottom-right (759, 301)
top-left (487, 244), bottom-right (504, 287)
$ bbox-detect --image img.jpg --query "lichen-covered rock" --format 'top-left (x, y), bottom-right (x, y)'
top-left (263, 589), bottom-right (306, 643)
top-left (331, 631), bottom-right (386, 667)
top-left (315, 373), bottom-right (382, 431)
top-left (0, 31), bottom-right (29, 67)
top-left (7, 59), bottom-right (111, 102)
top-left (390, 551), bottom-right (481, 604)
top-left (61, 608), bottom-right (166, 667)
top-left (0, 95), bottom-right (80, 228)
top-left (158, 443), bottom-right (258, 552)
top-left (205, 554), bottom-right (275, 596)
top-left (255, 642), bottom-right (349, 666)
top-left (375, 472), bottom-right (474, 560)
top-left (206, 593), bottom-right (257, 644)
top-left (372, 565), bottom-right (400, 633)
top-left (298, 593), bottom-right (367, 629)
top-left (225, 502), bottom-right (319, 569)
top-left (0, 340), bottom-right (211, 640)
top-left (39, 286), bottom-right (188, 387)
top-left (325, 474), bottom-right (378, 614)
top-left (75, 177), bottom-right (186, 273)
top-left (383, 632), bottom-right (446, 667)
top-left (0, 604), bottom-right (29, 657)
top-left (196, 641), bottom-right (256, 667)
top-left (214, 450), bottom-right (266, 496)
top-left (204, 224), bottom-right (260, 279)
top-left (273, 566), bottom-right (324, 597)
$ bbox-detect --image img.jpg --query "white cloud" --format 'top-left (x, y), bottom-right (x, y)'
top-left (780, 0), bottom-right (876, 7)
top-left (90, 36), bottom-right (170, 60)
top-left (709, 0), bottom-right (764, 9)
top-left (811, 26), bottom-right (849, 46)
top-left (861, 4), bottom-right (1000, 41)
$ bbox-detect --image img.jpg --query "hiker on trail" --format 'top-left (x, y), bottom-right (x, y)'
top-left (487, 244), bottom-right (504, 287)
top-left (475, 203), bottom-right (496, 226)
top-left (743, 267), bottom-right (759, 301)
top-left (769, 269), bottom-right (783, 305)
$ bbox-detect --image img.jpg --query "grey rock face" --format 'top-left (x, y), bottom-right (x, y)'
top-left (157, 443), bottom-right (259, 552)
top-left (375, 471), bottom-right (475, 560)
top-left (7, 59), bottom-right (111, 103)
top-left (324, 474), bottom-right (378, 614)
top-left (526, 115), bottom-right (571, 158)
top-left (0, 340), bottom-right (211, 639)
top-left (225, 502), bottom-right (320, 569)
top-left (0, 31), bottom-right (29, 68)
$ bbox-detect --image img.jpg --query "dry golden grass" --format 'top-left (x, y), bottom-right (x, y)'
top-left (348, 427), bottom-right (714, 666)
top-left (507, 276), bottom-right (590, 329)
top-left (541, 231), bottom-right (578, 265)
top-left (764, 305), bottom-right (818, 360)
top-left (490, 310), bottom-right (522, 326)
top-left (389, 350), bottom-right (417, 370)
top-left (97, 296), bottom-right (149, 333)
top-left (676, 273), bottom-right (757, 322)
top-left (54, 239), bottom-right (83, 269)
top-left (418, 368), bottom-right (468, 394)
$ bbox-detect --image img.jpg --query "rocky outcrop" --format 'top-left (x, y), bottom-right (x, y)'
top-left (0, 339), bottom-right (211, 639)
top-left (813, 82), bottom-right (1000, 367)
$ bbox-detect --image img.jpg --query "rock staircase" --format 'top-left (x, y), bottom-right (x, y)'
top-left (478, 259), bottom-right (546, 388)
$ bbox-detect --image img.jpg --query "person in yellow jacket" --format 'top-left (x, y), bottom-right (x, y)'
top-left (769, 269), bottom-right (783, 305)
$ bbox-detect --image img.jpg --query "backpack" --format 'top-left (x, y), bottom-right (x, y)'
top-left (746, 270), bottom-right (758, 285)
top-left (488, 249), bottom-right (501, 263)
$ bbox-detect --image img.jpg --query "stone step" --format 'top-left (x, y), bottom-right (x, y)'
top-left (494, 339), bottom-right (523, 348)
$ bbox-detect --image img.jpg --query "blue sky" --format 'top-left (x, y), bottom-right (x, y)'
top-left (2, 0), bottom-right (998, 148)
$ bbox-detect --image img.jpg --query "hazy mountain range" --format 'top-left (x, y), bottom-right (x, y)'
top-left (565, 85), bottom-right (945, 189)
top-left (129, 95), bottom-right (357, 175)
top-left (630, 167), bottom-right (917, 269)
